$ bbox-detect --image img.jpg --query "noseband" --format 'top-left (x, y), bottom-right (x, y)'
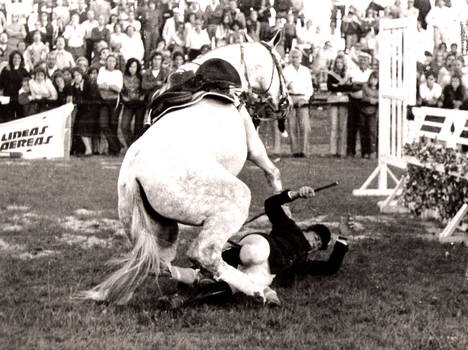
top-left (239, 43), bottom-right (291, 123)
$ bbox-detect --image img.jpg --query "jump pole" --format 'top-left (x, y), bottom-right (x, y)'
top-left (353, 16), bottom-right (417, 197)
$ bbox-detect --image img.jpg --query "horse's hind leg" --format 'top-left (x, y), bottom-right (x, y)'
top-left (119, 176), bottom-right (199, 285)
top-left (186, 174), bottom-right (266, 298)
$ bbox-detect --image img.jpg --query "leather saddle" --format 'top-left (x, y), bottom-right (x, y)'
top-left (149, 58), bottom-right (242, 124)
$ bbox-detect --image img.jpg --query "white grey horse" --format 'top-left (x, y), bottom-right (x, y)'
top-left (81, 32), bottom-right (291, 305)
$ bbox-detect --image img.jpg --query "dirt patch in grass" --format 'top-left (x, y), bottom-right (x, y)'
top-left (0, 207), bottom-right (126, 259)
top-left (0, 237), bottom-right (58, 260)
top-left (57, 233), bottom-right (114, 249)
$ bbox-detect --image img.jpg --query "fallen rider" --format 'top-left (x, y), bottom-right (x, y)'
top-left (163, 186), bottom-right (350, 307)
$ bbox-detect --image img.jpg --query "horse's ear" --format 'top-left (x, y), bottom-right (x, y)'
top-left (268, 30), bottom-right (282, 49)
top-left (244, 31), bottom-right (255, 43)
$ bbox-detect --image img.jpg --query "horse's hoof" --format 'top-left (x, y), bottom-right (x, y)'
top-left (264, 287), bottom-right (281, 306)
top-left (253, 290), bottom-right (266, 304)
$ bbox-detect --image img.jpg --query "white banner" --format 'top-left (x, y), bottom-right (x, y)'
top-left (0, 103), bottom-right (74, 159)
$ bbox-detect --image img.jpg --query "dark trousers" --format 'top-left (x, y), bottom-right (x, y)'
top-left (3, 101), bottom-right (23, 121)
top-left (121, 103), bottom-right (145, 147)
top-left (99, 101), bottom-right (122, 155)
top-left (85, 38), bottom-right (93, 63)
top-left (143, 30), bottom-right (159, 68)
top-left (346, 97), bottom-right (361, 157)
top-left (359, 111), bottom-right (377, 157)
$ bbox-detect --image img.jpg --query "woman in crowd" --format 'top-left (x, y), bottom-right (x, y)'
top-left (18, 76), bottom-right (36, 117)
top-left (120, 58), bottom-right (146, 148)
top-left (245, 10), bottom-right (262, 42)
top-left (440, 74), bottom-right (465, 109)
top-left (0, 50), bottom-right (30, 121)
top-left (72, 67), bottom-right (95, 156)
top-left (29, 66), bottom-right (58, 113)
top-left (97, 54), bottom-right (123, 156)
top-left (184, 12), bottom-right (198, 38)
top-left (171, 51), bottom-right (185, 72)
top-left (61, 67), bottom-right (74, 88)
top-left (106, 14), bottom-right (119, 33)
top-left (228, 20), bottom-right (245, 45)
top-left (110, 22), bottom-right (127, 55)
top-left (84, 66), bottom-right (103, 154)
top-left (327, 54), bottom-right (352, 158)
top-left (360, 71), bottom-right (379, 159)
top-left (24, 30), bottom-right (49, 72)
top-left (215, 13), bottom-right (232, 48)
top-left (53, 72), bottom-right (72, 107)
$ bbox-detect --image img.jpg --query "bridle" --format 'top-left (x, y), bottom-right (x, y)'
top-left (239, 42), bottom-right (291, 123)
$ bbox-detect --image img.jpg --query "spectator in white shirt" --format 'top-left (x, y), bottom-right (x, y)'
top-left (110, 22), bottom-right (128, 53)
top-left (24, 30), bottom-right (49, 72)
top-left (400, 0), bottom-right (419, 18)
top-left (53, 0), bottom-right (70, 26)
top-left (29, 66), bottom-right (58, 112)
top-left (425, 0), bottom-right (450, 51)
top-left (121, 24), bottom-right (144, 63)
top-left (97, 54), bottom-right (123, 156)
top-left (418, 71), bottom-right (442, 106)
top-left (63, 12), bottom-right (86, 60)
top-left (185, 18), bottom-right (211, 61)
top-left (51, 36), bottom-right (75, 70)
top-left (347, 52), bottom-right (372, 158)
top-left (81, 9), bottom-right (99, 62)
top-left (283, 48), bottom-right (314, 158)
top-left (123, 10), bottom-right (141, 33)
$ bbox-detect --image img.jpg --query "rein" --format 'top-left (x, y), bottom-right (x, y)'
top-left (239, 43), bottom-right (290, 121)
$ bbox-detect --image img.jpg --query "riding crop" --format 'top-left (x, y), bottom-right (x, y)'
top-left (242, 181), bottom-right (340, 226)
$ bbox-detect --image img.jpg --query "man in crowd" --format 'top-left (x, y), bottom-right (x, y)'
top-left (346, 51), bottom-right (372, 158)
top-left (51, 36), bottom-right (75, 70)
top-left (283, 48), bottom-right (313, 158)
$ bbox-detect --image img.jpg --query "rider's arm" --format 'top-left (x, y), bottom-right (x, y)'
top-left (265, 186), bottom-right (315, 226)
top-left (264, 190), bottom-right (296, 226)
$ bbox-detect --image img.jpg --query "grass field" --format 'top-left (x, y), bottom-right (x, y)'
top-left (1, 155), bottom-right (467, 349)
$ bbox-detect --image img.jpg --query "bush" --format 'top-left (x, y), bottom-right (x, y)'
top-left (402, 139), bottom-right (468, 222)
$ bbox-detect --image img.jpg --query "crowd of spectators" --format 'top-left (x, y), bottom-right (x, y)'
top-left (0, 0), bottom-right (467, 158)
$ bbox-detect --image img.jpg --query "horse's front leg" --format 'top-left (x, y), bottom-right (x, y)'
top-left (186, 175), bottom-right (267, 300)
top-left (240, 106), bottom-right (283, 193)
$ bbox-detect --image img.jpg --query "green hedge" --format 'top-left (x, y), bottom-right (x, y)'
top-left (402, 139), bottom-right (468, 222)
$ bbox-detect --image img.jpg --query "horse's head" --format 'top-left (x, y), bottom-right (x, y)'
top-left (241, 31), bottom-right (292, 123)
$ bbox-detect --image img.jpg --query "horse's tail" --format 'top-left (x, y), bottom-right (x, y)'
top-left (78, 179), bottom-right (160, 304)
